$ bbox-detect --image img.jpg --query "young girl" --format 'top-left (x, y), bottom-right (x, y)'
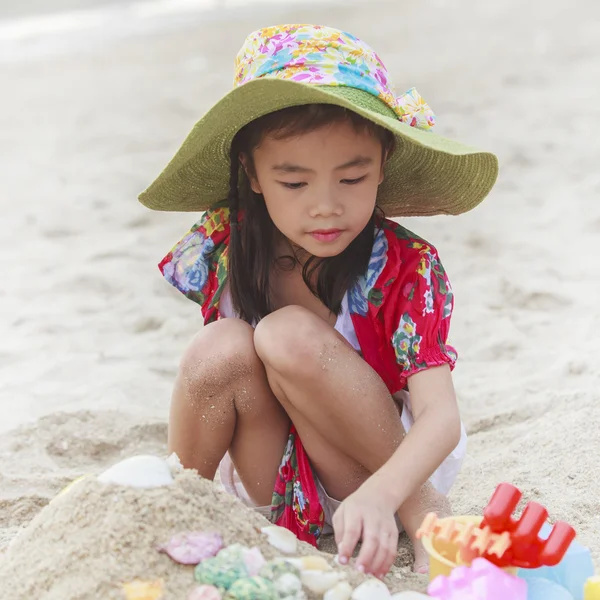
top-left (139, 24), bottom-right (498, 577)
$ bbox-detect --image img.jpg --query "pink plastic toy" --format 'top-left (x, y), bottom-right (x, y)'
top-left (427, 557), bottom-right (527, 600)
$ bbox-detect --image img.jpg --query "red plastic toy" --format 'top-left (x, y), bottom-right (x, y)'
top-left (479, 483), bottom-right (576, 569)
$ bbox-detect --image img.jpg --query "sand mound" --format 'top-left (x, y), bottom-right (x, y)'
top-left (0, 468), bottom-right (424, 599)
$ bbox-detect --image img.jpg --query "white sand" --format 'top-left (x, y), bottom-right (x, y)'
top-left (1, 0), bottom-right (600, 592)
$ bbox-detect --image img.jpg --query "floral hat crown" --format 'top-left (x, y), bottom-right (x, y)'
top-left (233, 24), bottom-right (435, 131)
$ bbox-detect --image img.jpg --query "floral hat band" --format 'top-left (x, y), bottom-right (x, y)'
top-left (234, 24), bottom-right (436, 131)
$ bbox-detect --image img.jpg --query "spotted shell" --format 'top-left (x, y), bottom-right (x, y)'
top-left (158, 531), bottom-right (223, 565)
top-left (259, 558), bottom-right (301, 581)
top-left (194, 555), bottom-right (248, 590)
top-left (223, 576), bottom-right (278, 600)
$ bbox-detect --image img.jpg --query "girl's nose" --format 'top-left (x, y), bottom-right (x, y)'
top-left (309, 192), bottom-right (343, 218)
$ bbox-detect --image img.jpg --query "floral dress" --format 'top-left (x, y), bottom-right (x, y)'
top-left (159, 204), bottom-right (457, 545)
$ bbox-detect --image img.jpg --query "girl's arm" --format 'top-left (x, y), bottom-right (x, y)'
top-left (333, 365), bottom-right (461, 576)
top-left (369, 364), bottom-right (461, 509)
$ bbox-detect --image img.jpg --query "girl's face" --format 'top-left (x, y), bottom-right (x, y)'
top-left (245, 120), bottom-right (386, 258)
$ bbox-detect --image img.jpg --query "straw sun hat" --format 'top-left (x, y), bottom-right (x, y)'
top-left (139, 24), bottom-right (498, 217)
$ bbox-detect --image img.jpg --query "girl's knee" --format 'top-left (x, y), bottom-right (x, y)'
top-left (254, 305), bottom-right (334, 375)
top-left (178, 318), bottom-right (257, 389)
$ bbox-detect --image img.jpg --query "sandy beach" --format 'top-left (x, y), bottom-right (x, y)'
top-left (1, 0), bottom-right (600, 595)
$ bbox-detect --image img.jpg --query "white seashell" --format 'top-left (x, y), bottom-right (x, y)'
top-left (301, 570), bottom-right (346, 594)
top-left (166, 452), bottom-right (184, 473)
top-left (351, 579), bottom-right (392, 600)
top-left (274, 573), bottom-right (304, 596)
top-left (286, 556), bottom-right (331, 572)
top-left (390, 593), bottom-right (430, 599)
top-left (98, 455), bottom-right (174, 488)
top-left (324, 581), bottom-right (353, 600)
top-left (260, 526), bottom-right (298, 554)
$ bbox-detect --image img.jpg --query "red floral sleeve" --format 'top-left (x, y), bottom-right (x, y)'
top-left (385, 229), bottom-right (458, 387)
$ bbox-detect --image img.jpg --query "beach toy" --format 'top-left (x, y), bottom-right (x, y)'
top-left (525, 577), bottom-right (574, 600)
top-left (351, 579), bottom-right (392, 599)
top-left (427, 557), bottom-right (527, 599)
top-left (416, 514), bottom-right (515, 580)
top-left (261, 525), bottom-right (298, 554)
top-left (188, 585), bottom-right (223, 600)
top-left (223, 576), bottom-right (278, 600)
top-left (157, 531), bottom-right (223, 565)
top-left (479, 483), bottom-right (576, 569)
top-left (98, 455), bottom-right (174, 488)
top-left (122, 579), bottom-right (164, 600)
top-left (518, 522), bottom-right (594, 600)
top-left (324, 582), bottom-right (353, 600)
top-left (584, 576), bottom-right (600, 600)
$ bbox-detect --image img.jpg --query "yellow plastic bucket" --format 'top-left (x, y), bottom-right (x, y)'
top-left (420, 515), bottom-right (518, 581)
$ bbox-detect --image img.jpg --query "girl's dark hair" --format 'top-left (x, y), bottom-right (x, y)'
top-left (227, 104), bottom-right (395, 324)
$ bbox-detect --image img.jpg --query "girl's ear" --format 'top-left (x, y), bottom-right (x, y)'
top-left (239, 153), bottom-right (263, 194)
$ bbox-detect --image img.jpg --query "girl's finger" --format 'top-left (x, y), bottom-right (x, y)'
top-left (356, 518), bottom-right (380, 574)
top-left (338, 512), bottom-right (363, 566)
top-left (373, 527), bottom-right (398, 577)
top-left (332, 507), bottom-right (350, 564)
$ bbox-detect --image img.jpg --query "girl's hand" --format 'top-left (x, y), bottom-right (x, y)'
top-left (332, 481), bottom-right (399, 577)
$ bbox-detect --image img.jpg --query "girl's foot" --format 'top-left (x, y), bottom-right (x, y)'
top-left (400, 483), bottom-right (452, 574)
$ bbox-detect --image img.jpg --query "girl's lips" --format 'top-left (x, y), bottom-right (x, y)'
top-left (308, 229), bottom-right (344, 242)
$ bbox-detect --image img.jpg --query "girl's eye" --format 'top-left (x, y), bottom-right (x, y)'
top-left (281, 182), bottom-right (306, 190)
top-left (341, 176), bottom-right (367, 185)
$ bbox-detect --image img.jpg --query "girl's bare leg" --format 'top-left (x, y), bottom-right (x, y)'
top-left (169, 318), bottom-right (290, 505)
top-left (254, 306), bottom-right (450, 572)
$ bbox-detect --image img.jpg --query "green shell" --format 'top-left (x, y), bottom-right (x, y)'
top-left (259, 559), bottom-right (301, 582)
top-left (224, 577), bottom-right (278, 600)
top-left (194, 555), bottom-right (248, 590)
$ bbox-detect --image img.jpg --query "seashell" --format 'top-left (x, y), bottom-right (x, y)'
top-left (122, 579), bottom-right (164, 600)
top-left (166, 452), bottom-right (184, 474)
top-left (188, 585), bottom-right (223, 600)
top-left (224, 576), bottom-right (278, 600)
top-left (261, 526), bottom-right (298, 554)
top-left (216, 544), bottom-right (247, 562)
top-left (98, 455), bottom-right (173, 488)
top-left (324, 582), bottom-right (353, 600)
top-left (301, 570), bottom-right (346, 594)
top-left (351, 579), bottom-right (391, 600)
top-left (389, 593), bottom-right (430, 599)
top-left (259, 558), bottom-right (301, 581)
top-left (241, 546), bottom-right (266, 576)
top-left (158, 531), bottom-right (223, 565)
top-left (286, 555), bottom-right (331, 572)
top-left (274, 573), bottom-right (304, 597)
top-left (195, 555), bottom-right (248, 590)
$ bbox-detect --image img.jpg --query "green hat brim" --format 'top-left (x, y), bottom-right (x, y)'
top-left (138, 78), bottom-right (498, 217)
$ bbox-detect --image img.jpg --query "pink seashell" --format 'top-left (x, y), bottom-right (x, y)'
top-left (242, 547), bottom-right (266, 576)
top-left (188, 585), bottom-right (222, 600)
top-left (158, 531), bottom-right (223, 565)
